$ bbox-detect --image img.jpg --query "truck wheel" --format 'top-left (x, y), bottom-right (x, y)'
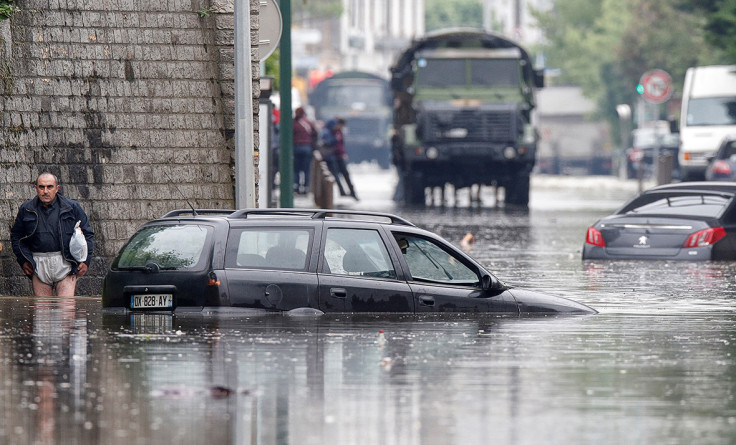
top-left (405, 178), bottom-right (426, 205)
top-left (505, 175), bottom-right (530, 206)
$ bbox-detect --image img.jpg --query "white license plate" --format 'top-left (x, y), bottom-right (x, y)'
top-left (131, 294), bottom-right (173, 309)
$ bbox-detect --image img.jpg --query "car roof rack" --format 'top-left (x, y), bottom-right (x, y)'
top-left (227, 208), bottom-right (416, 227)
top-left (162, 209), bottom-right (236, 218)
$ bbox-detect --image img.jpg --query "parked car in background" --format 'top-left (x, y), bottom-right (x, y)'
top-left (103, 209), bottom-right (596, 315)
top-left (705, 135), bottom-right (736, 181)
top-left (583, 182), bottom-right (736, 260)
top-left (625, 121), bottom-right (679, 180)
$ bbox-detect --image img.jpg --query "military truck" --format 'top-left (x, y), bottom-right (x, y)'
top-left (390, 28), bottom-right (544, 205)
top-left (309, 71), bottom-right (393, 168)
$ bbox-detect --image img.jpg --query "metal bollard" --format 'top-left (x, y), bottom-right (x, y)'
top-left (310, 151), bottom-right (335, 208)
top-left (657, 153), bottom-right (674, 185)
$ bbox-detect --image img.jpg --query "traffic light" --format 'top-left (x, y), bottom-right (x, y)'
top-left (636, 83), bottom-right (644, 94)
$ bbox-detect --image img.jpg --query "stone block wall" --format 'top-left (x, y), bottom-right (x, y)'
top-left (0, 0), bottom-right (261, 295)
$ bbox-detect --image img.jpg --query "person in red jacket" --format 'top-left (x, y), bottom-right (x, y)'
top-left (292, 107), bottom-right (318, 194)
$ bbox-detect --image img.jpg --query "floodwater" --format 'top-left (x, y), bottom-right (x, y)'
top-left (2, 171), bottom-right (736, 445)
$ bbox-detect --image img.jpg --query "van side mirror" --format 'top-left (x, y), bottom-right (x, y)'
top-left (669, 118), bottom-right (679, 133)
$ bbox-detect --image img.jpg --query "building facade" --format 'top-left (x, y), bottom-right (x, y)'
top-left (0, 0), bottom-right (261, 295)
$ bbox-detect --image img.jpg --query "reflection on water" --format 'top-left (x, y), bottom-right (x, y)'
top-left (1, 297), bottom-right (735, 444)
top-left (2, 181), bottom-right (736, 444)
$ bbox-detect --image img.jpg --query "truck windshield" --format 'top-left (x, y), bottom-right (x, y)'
top-left (325, 84), bottom-right (386, 108)
top-left (416, 58), bottom-right (520, 88)
top-left (686, 97), bottom-right (736, 126)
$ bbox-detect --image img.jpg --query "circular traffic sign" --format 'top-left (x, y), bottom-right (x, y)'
top-left (258, 0), bottom-right (282, 61)
top-left (639, 69), bottom-right (673, 104)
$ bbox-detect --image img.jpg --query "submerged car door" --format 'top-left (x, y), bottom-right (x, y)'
top-left (317, 224), bottom-right (414, 312)
top-left (388, 231), bottom-right (517, 314)
top-left (223, 224), bottom-right (320, 310)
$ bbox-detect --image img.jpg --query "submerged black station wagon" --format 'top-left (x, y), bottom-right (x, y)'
top-left (102, 209), bottom-right (595, 315)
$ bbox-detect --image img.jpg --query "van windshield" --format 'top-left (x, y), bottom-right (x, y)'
top-left (686, 97), bottom-right (736, 126)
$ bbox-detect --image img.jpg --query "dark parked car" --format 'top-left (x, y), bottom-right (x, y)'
top-left (583, 182), bottom-right (736, 260)
top-left (705, 136), bottom-right (736, 181)
top-left (103, 209), bottom-right (595, 315)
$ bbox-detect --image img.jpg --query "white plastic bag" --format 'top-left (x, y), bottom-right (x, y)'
top-left (70, 221), bottom-right (88, 262)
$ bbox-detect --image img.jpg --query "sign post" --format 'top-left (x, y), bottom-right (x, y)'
top-left (638, 69), bottom-right (673, 184)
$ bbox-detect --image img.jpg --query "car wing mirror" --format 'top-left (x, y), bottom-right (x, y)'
top-left (481, 272), bottom-right (507, 292)
top-left (481, 273), bottom-right (493, 290)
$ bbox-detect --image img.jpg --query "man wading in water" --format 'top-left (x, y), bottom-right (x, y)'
top-left (10, 173), bottom-right (95, 296)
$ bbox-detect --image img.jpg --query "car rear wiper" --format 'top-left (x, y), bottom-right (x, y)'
top-left (117, 264), bottom-right (179, 272)
top-left (117, 266), bottom-right (149, 271)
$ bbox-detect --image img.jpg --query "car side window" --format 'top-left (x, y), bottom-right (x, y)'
top-left (322, 228), bottom-right (397, 279)
top-left (226, 228), bottom-right (311, 271)
top-left (393, 233), bottom-right (479, 286)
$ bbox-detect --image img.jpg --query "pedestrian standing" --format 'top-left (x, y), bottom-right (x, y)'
top-left (321, 117), bottom-right (358, 200)
top-left (10, 173), bottom-right (95, 297)
top-left (292, 106), bottom-right (317, 194)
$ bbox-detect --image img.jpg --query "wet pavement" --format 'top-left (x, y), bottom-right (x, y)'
top-left (2, 170), bottom-right (736, 444)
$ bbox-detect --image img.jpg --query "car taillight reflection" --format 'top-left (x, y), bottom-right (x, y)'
top-left (585, 227), bottom-right (606, 247)
top-left (712, 160), bottom-right (732, 176)
top-left (683, 227), bottom-right (726, 248)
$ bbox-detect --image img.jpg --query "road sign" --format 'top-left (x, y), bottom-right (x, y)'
top-left (258, 0), bottom-right (282, 61)
top-left (639, 69), bottom-right (673, 104)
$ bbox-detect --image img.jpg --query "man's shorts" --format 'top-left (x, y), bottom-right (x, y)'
top-left (33, 252), bottom-right (72, 285)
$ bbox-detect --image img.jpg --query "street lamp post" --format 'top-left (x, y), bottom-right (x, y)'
top-left (279, 0), bottom-right (293, 208)
top-left (234, 0), bottom-right (256, 209)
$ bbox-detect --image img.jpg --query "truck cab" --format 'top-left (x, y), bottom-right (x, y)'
top-left (390, 29), bottom-right (544, 206)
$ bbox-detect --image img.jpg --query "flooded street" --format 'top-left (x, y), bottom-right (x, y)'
top-left (2, 170), bottom-right (736, 444)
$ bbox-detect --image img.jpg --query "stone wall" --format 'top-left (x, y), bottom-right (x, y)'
top-left (0, 0), bottom-right (260, 295)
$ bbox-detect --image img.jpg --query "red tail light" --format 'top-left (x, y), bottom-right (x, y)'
top-left (712, 160), bottom-right (732, 176)
top-left (585, 227), bottom-right (606, 247)
top-left (683, 227), bottom-right (726, 248)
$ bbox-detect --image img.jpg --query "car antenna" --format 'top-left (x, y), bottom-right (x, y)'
top-left (163, 169), bottom-right (198, 216)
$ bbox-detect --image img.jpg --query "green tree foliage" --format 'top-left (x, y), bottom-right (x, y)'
top-left (534, 0), bottom-right (725, 131)
top-left (0, 0), bottom-right (19, 20)
top-left (425, 0), bottom-right (483, 31)
top-left (291, 0), bottom-right (342, 22)
top-left (681, 0), bottom-right (736, 62)
top-left (265, 48), bottom-right (280, 91)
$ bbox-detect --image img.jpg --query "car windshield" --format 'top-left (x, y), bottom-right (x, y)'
top-left (621, 193), bottom-right (732, 217)
top-left (394, 234), bottom-right (479, 285)
top-left (114, 224), bottom-right (212, 270)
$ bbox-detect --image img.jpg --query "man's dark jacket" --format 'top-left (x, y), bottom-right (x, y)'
top-left (10, 194), bottom-right (95, 275)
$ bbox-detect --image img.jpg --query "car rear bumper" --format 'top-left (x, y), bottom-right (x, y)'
top-left (582, 244), bottom-right (713, 260)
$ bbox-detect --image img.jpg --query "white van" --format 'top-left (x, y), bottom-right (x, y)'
top-left (679, 65), bottom-right (736, 180)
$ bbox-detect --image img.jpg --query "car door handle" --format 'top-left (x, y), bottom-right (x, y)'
top-left (419, 295), bottom-right (434, 306)
top-left (330, 288), bottom-right (347, 298)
